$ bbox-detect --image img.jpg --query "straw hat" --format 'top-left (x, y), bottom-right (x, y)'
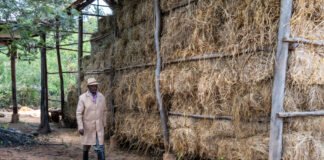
top-left (87, 78), bottom-right (99, 86)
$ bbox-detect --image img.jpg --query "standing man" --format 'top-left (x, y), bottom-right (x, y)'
top-left (76, 78), bottom-right (107, 160)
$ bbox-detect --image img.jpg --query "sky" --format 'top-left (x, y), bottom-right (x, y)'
top-left (87, 0), bottom-right (113, 15)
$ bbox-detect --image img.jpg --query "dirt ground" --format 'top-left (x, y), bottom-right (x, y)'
top-left (0, 107), bottom-right (153, 160)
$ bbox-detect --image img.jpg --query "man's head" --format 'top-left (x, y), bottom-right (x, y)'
top-left (87, 78), bottom-right (99, 94)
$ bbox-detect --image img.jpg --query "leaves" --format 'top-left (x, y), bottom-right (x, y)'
top-left (0, 0), bottom-right (77, 59)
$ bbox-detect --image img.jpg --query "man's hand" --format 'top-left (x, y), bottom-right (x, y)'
top-left (79, 129), bottom-right (84, 135)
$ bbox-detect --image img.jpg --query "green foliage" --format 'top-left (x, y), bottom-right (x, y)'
top-left (0, 0), bottom-right (78, 59)
top-left (0, 16), bottom-right (98, 108)
top-left (0, 1), bottom-right (100, 108)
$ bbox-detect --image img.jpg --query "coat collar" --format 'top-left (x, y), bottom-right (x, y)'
top-left (85, 91), bottom-right (101, 98)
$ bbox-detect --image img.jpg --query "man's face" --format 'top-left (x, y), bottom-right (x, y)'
top-left (88, 85), bottom-right (98, 94)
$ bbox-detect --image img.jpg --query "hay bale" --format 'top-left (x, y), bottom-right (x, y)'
top-left (135, 69), bottom-right (156, 112)
top-left (160, 63), bottom-right (200, 96)
top-left (97, 15), bottom-right (114, 34)
top-left (115, 1), bottom-right (136, 30)
top-left (169, 116), bottom-right (270, 159)
top-left (198, 134), bottom-right (269, 160)
top-left (115, 22), bottom-right (155, 68)
top-left (160, 5), bottom-right (196, 61)
top-left (160, 0), bottom-right (184, 11)
top-left (115, 112), bottom-right (163, 150)
top-left (197, 131), bottom-right (324, 160)
top-left (134, 0), bottom-right (154, 24)
top-left (170, 128), bottom-right (198, 158)
top-left (284, 84), bottom-right (324, 112)
top-left (113, 71), bottom-right (138, 111)
top-left (161, 0), bottom-right (279, 60)
top-left (282, 132), bottom-right (324, 160)
top-left (288, 46), bottom-right (324, 85)
top-left (196, 119), bottom-right (269, 139)
top-left (290, 0), bottom-right (324, 40)
top-left (285, 117), bottom-right (324, 134)
top-left (63, 86), bottom-right (78, 128)
top-left (65, 0), bottom-right (324, 159)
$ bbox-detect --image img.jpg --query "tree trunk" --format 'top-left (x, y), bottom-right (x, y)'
top-left (56, 23), bottom-right (65, 121)
top-left (10, 45), bottom-right (19, 123)
top-left (77, 14), bottom-right (83, 96)
top-left (38, 32), bottom-right (51, 134)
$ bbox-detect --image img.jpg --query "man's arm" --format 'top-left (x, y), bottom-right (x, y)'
top-left (76, 96), bottom-right (85, 135)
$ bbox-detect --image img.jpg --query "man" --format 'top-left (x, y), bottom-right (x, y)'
top-left (76, 78), bottom-right (107, 160)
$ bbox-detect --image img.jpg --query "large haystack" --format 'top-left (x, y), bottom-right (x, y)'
top-left (65, 0), bottom-right (324, 159)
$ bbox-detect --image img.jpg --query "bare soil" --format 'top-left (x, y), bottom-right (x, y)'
top-left (0, 108), bottom-right (153, 160)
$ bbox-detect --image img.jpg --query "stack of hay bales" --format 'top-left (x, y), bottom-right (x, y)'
top-left (65, 0), bottom-right (324, 159)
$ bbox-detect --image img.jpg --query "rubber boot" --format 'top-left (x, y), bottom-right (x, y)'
top-left (97, 151), bottom-right (105, 160)
top-left (83, 151), bottom-right (89, 160)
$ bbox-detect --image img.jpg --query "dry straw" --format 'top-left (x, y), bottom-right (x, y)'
top-left (63, 0), bottom-right (324, 159)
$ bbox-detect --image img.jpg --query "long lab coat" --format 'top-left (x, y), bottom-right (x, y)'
top-left (76, 91), bottom-right (107, 145)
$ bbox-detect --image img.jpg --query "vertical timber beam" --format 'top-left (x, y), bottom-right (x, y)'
top-left (97, 0), bottom-right (99, 26)
top-left (109, 17), bottom-right (118, 135)
top-left (154, 0), bottom-right (172, 156)
top-left (78, 14), bottom-right (83, 96)
top-left (39, 32), bottom-right (51, 134)
top-left (10, 44), bottom-right (19, 123)
top-left (269, 0), bottom-right (293, 160)
top-left (56, 20), bottom-right (65, 121)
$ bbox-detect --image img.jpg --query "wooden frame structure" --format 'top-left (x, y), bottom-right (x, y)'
top-left (0, 0), bottom-right (110, 129)
top-left (81, 1), bottom-right (324, 159)
top-left (0, 26), bottom-right (21, 123)
top-left (2, 0), bottom-right (324, 158)
top-left (46, 0), bottom-right (111, 115)
top-left (268, 0), bottom-right (324, 159)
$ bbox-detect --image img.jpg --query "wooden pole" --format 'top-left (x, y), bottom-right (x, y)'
top-left (55, 21), bottom-right (65, 121)
top-left (48, 99), bottom-right (62, 102)
top-left (163, 0), bottom-right (197, 15)
top-left (47, 71), bottom-right (78, 74)
top-left (168, 112), bottom-right (233, 120)
top-left (84, 46), bottom-right (272, 75)
top-left (278, 110), bottom-right (324, 118)
top-left (50, 30), bottom-right (93, 35)
top-left (154, 0), bottom-right (170, 154)
top-left (46, 47), bottom-right (91, 53)
top-left (81, 13), bottom-right (105, 17)
top-left (269, 0), bottom-right (293, 159)
top-left (164, 47), bottom-right (272, 65)
top-left (39, 32), bottom-right (51, 134)
top-left (109, 17), bottom-right (118, 135)
top-left (78, 14), bottom-right (83, 96)
top-left (46, 32), bottom-right (112, 48)
top-left (10, 44), bottom-right (19, 123)
top-left (283, 37), bottom-right (324, 46)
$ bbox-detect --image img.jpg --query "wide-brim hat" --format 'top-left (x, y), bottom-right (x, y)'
top-left (87, 78), bottom-right (99, 86)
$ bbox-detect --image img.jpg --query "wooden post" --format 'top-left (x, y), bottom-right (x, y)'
top-left (283, 37), bottom-right (324, 46)
top-left (109, 17), bottom-right (118, 134)
top-left (55, 21), bottom-right (65, 121)
top-left (269, 0), bottom-right (293, 160)
top-left (38, 32), bottom-right (51, 134)
top-left (78, 14), bottom-right (83, 96)
top-left (154, 0), bottom-right (173, 157)
top-left (10, 44), bottom-right (19, 123)
top-left (278, 110), bottom-right (324, 118)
